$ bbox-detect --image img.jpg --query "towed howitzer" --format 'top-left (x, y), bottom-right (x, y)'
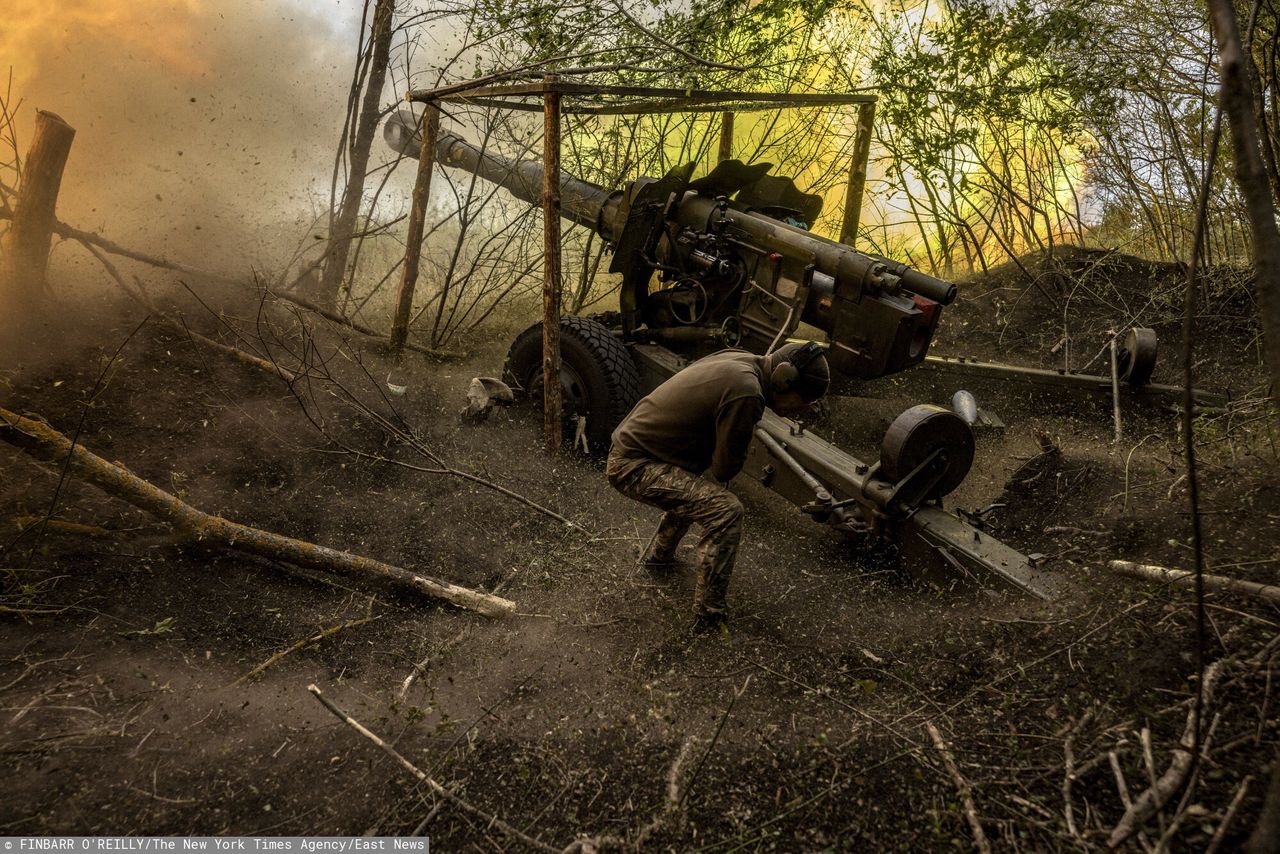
top-left (386, 110), bottom-right (954, 378)
top-left (385, 109), bottom-right (1059, 600)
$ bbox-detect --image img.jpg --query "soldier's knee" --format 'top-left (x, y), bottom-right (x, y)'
top-left (709, 493), bottom-right (743, 529)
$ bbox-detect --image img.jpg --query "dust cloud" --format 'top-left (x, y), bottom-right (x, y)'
top-left (3, 0), bottom-right (370, 275)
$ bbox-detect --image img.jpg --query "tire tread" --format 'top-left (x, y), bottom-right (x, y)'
top-left (502, 316), bottom-right (640, 448)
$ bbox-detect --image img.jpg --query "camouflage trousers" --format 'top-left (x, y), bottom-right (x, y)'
top-left (606, 452), bottom-right (743, 617)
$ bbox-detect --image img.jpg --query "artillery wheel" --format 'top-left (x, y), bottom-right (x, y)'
top-left (503, 315), bottom-right (641, 451)
top-left (879, 404), bottom-right (975, 499)
top-left (1117, 327), bottom-right (1158, 386)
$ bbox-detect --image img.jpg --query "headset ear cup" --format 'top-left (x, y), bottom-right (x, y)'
top-left (772, 363), bottom-right (798, 392)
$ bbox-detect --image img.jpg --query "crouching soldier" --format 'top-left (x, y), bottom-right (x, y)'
top-left (606, 342), bottom-right (830, 631)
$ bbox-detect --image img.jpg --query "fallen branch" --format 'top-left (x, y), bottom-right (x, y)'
top-left (234, 616), bottom-right (378, 685)
top-left (1061, 709), bottom-right (1098, 841)
top-left (1206, 775), bottom-right (1251, 854)
top-left (925, 722), bottom-right (992, 854)
top-left (307, 683), bottom-right (556, 852)
top-left (79, 240), bottom-right (298, 383)
top-left (563, 736), bottom-right (699, 853)
top-left (1107, 661), bottom-right (1224, 847)
top-left (0, 208), bottom-right (462, 360)
top-left (0, 406), bottom-right (515, 617)
top-left (257, 281), bottom-right (461, 361)
top-left (9, 515), bottom-right (119, 538)
top-left (1108, 560), bottom-right (1280, 605)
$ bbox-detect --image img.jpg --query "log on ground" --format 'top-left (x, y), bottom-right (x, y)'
top-left (0, 405), bottom-right (515, 618)
top-left (1107, 560), bottom-right (1280, 605)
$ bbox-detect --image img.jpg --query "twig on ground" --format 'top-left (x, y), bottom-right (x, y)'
top-left (925, 722), bottom-right (992, 854)
top-left (0, 604), bottom-right (68, 616)
top-left (0, 651), bottom-right (78, 692)
top-left (307, 684), bottom-right (556, 853)
top-left (8, 516), bottom-right (120, 539)
top-left (1110, 750), bottom-right (1135, 810)
top-left (750, 657), bottom-right (919, 748)
top-left (1140, 727), bottom-right (1167, 838)
top-left (625, 735), bottom-right (700, 850)
top-left (234, 617), bottom-right (379, 685)
top-left (1061, 709), bottom-right (1096, 841)
top-left (409, 793), bottom-right (448, 838)
top-left (1045, 525), bottom-right (1109, 536)
top-left (678, 678), bottom-right (749, 813)
top-left (1107, 661), bottom-right (1224, 847)
top-left (1205, 775), bottom-right (1252, 854)
top-left (568, 684), bottom-right (747, 852)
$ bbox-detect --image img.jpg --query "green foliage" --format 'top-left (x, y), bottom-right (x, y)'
top-left (378, 0), bottom-right (1272, 338)
top-left (856, 0), bottom-right (1126, 271)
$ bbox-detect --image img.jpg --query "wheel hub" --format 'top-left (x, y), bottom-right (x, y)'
top-left (527, 363), bottom-right (590, 420)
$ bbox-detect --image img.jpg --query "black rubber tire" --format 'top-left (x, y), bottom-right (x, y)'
top-left (879, 404), bottom-right (975, 498)
top-left (502, 315), bottom-right (641, 451)
top-left (1118, 326), bottom-right (1158, 386)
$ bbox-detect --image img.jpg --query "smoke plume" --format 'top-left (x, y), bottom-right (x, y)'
top-left (3, 0), bottom-right (365, 273)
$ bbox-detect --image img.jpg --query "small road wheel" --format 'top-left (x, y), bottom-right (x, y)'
top-left (1117, 327), bottom-right (1158, 386)
top-left (879, 404), bottom-right (975, 499)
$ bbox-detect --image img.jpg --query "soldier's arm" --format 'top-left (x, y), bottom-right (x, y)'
top-left (710, 395), bottom-right (765, 483)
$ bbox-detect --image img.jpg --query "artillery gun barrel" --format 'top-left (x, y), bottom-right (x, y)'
top-left (384, 109), bottom-right (955, 367)
top-left (670, 194), bottom-right (956, 307)
top-left (385, 111), bottom-right (617, 232)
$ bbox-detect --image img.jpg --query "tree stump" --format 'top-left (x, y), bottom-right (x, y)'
top-left (1, 111), bottom-right (76, 309)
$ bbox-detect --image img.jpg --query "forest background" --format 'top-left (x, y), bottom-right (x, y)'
top-left (2, 0), bottom-right (1276, 362)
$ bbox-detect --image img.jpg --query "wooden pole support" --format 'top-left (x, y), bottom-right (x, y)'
top-left (718, 111), bottom-right (735, 163)
top-left (542, 75), bottom-right (564, 453)
top-left (840, 101), bottom-right (875, 246)
top-left (389, 103), bottom-right (441, 355)
top-left (1109, 330), bottom-right (1123, 443)
top-left (1108, 559), bottom-right (1280, 605)
top-left (1, 110), bottom-right (76, 307)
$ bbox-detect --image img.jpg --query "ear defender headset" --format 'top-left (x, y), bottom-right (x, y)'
top-left (770, 341), bottom-right (825, 393)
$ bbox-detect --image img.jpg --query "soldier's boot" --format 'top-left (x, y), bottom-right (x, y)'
top-left (691, 493), bottom-right (743, 629)
top-left (640, 512), bottom-right (692, 572)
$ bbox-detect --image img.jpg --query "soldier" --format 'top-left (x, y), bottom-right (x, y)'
top-left (606, 341), bottom-right (831, 631)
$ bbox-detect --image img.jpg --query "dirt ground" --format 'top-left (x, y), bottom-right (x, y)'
top-left (1, 252), bottom-right (1277, 850)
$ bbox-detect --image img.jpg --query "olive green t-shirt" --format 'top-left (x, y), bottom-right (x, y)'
top-left (609, 350), bottom-right (767, 483)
